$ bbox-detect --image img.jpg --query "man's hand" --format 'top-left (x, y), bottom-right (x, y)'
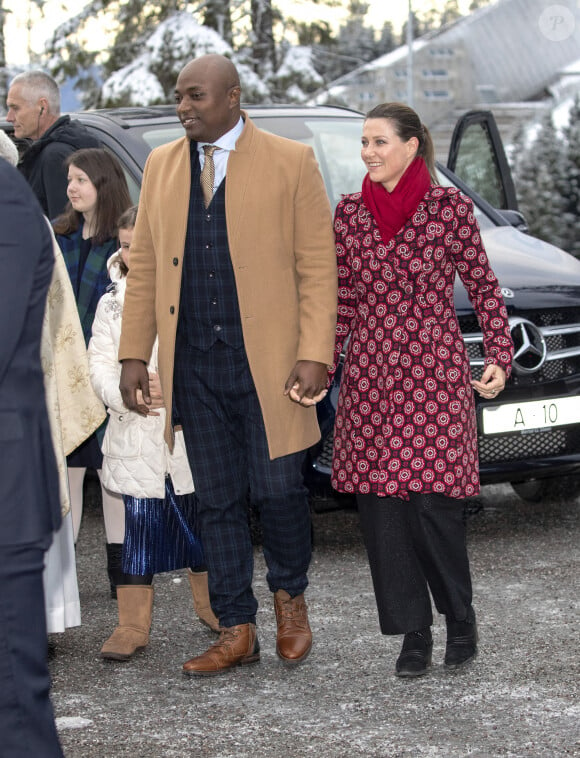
top-left (284, 360), bottom-right (329, 406)
top-left (120, 359), bottom-right (152, 416)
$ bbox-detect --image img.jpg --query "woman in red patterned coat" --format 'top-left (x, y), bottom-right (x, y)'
top-left (331, 103), bottom-right (514, 678)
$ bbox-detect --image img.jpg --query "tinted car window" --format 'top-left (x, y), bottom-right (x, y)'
top-left (255, 117), bottom-right (367, 208)
top-left (451, 124), bottom-right (506, 209)
top-left (436, 170), bottom-right (495, 230)
top-left (133, 115), bottom-right (497, 227)
top-left (141, 126), bottom-right (184, 149)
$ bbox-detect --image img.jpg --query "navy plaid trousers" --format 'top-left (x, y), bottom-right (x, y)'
top-left (173, 339), bottom-right (312, 627)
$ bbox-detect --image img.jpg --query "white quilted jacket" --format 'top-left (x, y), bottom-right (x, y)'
top-left (88, 256), bottom-right (194, 498)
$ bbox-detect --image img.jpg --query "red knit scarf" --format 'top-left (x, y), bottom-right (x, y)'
top-left (361, 157), bottom-right (432, 246)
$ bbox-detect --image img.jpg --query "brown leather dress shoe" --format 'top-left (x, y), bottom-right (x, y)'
top-left (182, 623), bottom-right (260, 677)
top-left (274, 590), bottom-right (312, 664)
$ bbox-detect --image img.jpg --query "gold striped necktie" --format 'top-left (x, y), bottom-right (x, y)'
top-left (201, 145), bottom-right (218, 208)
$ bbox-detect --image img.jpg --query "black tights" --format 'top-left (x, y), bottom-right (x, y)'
top-left (120, 573), bottom-right (153, 586)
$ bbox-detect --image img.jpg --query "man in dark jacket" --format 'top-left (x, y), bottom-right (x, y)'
top-left (6, 70), bottom-right (100, 218)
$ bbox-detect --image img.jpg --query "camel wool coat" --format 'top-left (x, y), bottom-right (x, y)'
top-left (118, 113), bottom-right (337, 459)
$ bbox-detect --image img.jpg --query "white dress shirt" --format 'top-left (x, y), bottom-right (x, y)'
top-left (197, 116), bottom-right (245, 195)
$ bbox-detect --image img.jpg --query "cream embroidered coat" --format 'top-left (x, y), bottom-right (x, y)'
top-left (41, 223), bottom-right (106, 515)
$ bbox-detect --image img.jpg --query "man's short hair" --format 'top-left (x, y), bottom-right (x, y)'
top-left (10, 70), bottom-right (61, 114)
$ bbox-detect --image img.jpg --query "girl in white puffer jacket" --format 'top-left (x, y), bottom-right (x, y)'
top-left (88, 206), bottom-right (219, 661)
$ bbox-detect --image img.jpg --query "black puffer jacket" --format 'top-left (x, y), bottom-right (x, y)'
top-left (19, 115), bottom-right (100, 219)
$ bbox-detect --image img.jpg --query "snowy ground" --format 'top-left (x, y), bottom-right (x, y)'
top-left (49, 482), bottom-right (579, 757)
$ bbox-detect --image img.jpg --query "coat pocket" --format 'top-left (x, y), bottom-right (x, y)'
top-left (101, 409), bottom-right (142, 459)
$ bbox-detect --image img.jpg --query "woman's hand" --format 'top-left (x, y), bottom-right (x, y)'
top-left (147, 372), bottom-right (164, 408)
top-left (136, 372), bottom-right (164, 416)
top-left (471, 364), bottom-right (507, 400)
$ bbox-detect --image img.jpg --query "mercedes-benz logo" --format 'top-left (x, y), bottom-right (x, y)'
top-left (509, 317), bottom-right (547, 375)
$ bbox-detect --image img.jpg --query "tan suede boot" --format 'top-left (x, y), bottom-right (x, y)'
top-left (100, 585), bottom-right (154, 661)
top-left (187, 569), bottom-right (220, 632)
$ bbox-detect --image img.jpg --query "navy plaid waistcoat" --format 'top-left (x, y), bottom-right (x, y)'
top-left (178, 143), bottom-right (244, 350)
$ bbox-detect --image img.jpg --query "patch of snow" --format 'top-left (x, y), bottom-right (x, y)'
top-left (56, 716), bottom-right (93, 730)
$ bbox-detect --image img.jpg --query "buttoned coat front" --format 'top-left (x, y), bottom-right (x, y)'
top-left (118, 113), bottom-right (337, 459)
top-left (331, 186), bottom-right (514, 500)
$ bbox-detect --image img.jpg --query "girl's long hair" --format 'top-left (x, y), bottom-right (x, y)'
top-left (52, 148), bottom-right (132, 245)
top-left (112, 204), bottom-right (139, 278)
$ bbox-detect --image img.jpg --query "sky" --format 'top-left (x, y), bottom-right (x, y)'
top-left (4, 0), bottom-right (477, 67)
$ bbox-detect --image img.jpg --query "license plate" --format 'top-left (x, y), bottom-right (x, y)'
top-left (482, 396), bottom-right (580, 434)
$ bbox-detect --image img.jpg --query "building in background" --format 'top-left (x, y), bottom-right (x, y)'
top-left (314, 0), bottom-right (580, 157)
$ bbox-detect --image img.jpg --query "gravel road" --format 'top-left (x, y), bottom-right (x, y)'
top-left (49, 481), bottom-right (579, 757)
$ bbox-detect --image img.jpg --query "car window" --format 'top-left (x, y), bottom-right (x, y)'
top-left (256, 116), bottom-right (496, 227)
top-left (141, 126), bottom-right (184, 149)
top-left (448, 122), bottom-right (506, 209)
top-left (90, 114), bottom-right (496, 230)
top-left (101, 146), bottom-right (141, 204)
top-left (436, 169), bottom-right (495, 230)
top-left (254, 117), bottom-right (365, 209)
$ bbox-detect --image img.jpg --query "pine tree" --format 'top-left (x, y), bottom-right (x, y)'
top-left (249, 0), bottom-right (277, 74)
top-left (0, 0), bottom-right (9, 105)
top-left (375, 21), bottom-right (396, 58)
top-left (400, 11), bottom-right (422, 44)
top-left (203, 0), bottom-right (233, 46)
top-left (0, 0), bottom-right (47, 106)
top-left (315, 0), bottom-right (381, 81)
top-left (102, 0), bottom-right (177, 80)
top-left (440, 0), bottom-right (462, 26)
top-left (513, 113), bottom-right (568, 250)
top-left (469, 0), bottom-right (493, 10)
top-left (562, 95), bottom-right (580, 256)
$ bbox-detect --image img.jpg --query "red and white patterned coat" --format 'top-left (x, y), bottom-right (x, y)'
top-left (331, 186), bottom-right (514, 500)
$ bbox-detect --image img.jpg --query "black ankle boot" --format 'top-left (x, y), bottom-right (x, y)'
top-left (395, 627), bottom-right (433, 678)
top-left (105, 543), bottom-right (124, 599)
top-left (444, 607), bottom-right (478, 668)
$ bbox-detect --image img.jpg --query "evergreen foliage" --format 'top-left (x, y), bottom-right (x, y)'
top-left (0, 0), bottom-right (494, 110)
top-left (511, 107), bottom-right (580, 256)
top-left (562, 95), bottom-right (580, 256)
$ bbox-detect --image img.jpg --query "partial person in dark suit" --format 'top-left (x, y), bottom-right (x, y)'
top-left (0, 156), bottom-right (64, 756)
top-left (6, 70), bottom-right (100, 218)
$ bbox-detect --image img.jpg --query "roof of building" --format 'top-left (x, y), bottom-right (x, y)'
top-left (321, 0), bottom-right (580, 105)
